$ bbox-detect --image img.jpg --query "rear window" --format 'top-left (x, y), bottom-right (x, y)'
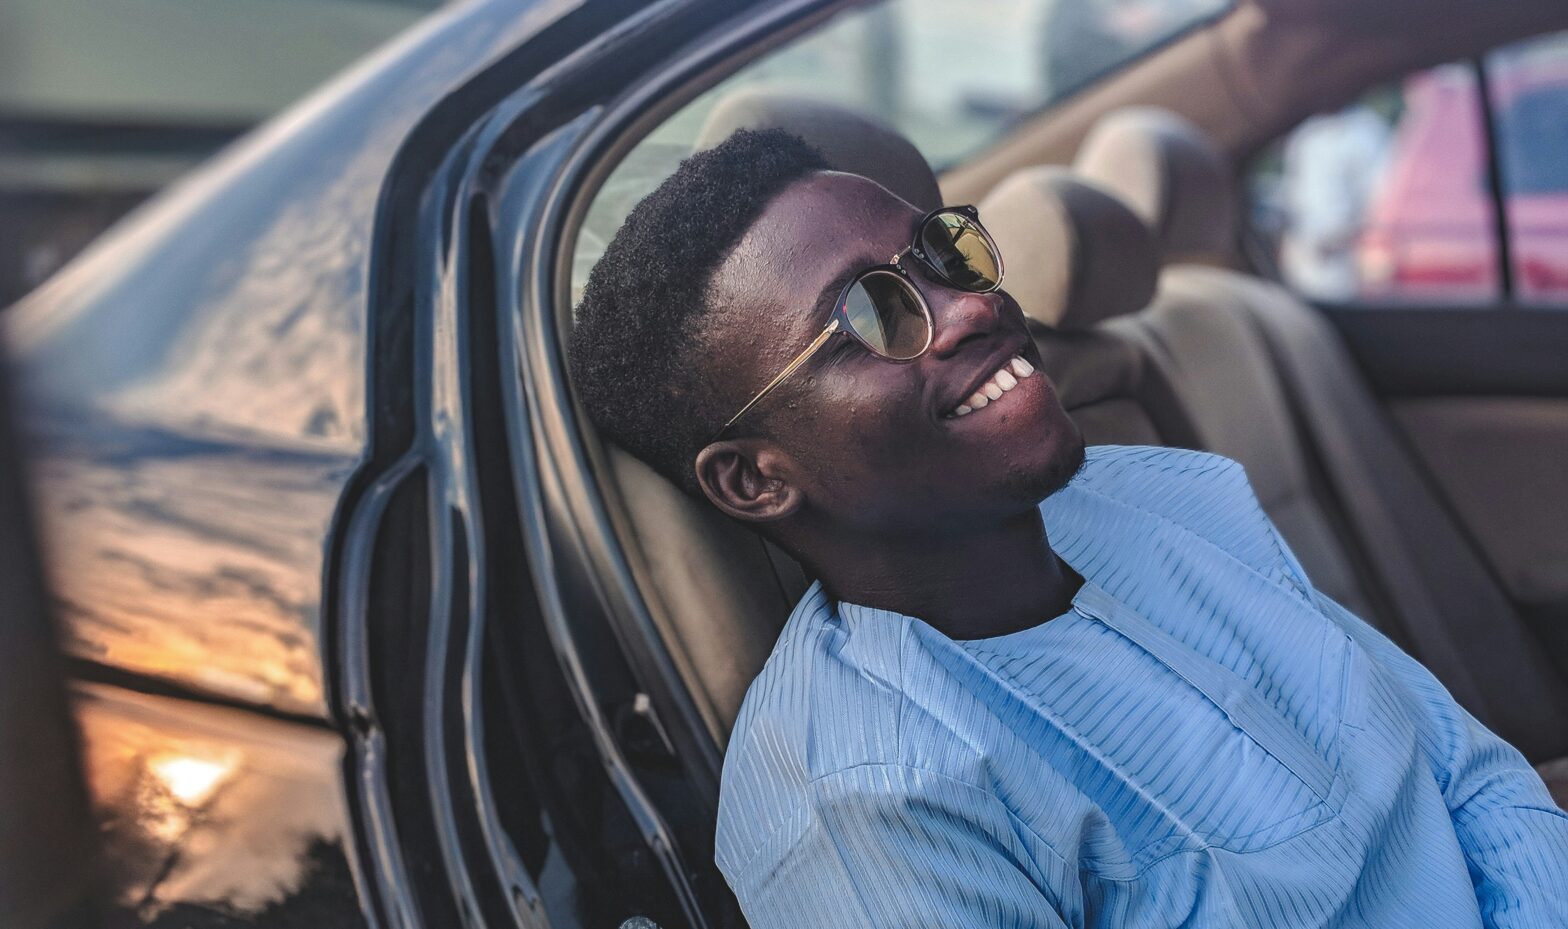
top-left (1245, 29), bottom-right (1568, 306)
top-left (574, 0), bottom-right (1231, 301)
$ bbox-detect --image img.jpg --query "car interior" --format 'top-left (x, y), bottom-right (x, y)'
top-left (563, 0), bottom-right (1568, 819)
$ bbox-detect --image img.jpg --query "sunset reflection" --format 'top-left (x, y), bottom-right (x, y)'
top-left (149, 752), bottom-right (237, 807)
top-left (73, 683), bottom-right (351, 917)
top-left (136, 747), bottom-right (240, 844)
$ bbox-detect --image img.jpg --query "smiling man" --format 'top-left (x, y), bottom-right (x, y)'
top-left (568, 129), bottom-right (1568, 929)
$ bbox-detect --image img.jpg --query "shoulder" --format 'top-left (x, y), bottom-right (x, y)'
top-left (1052, 445), bottom-right (1311, 589)
top-left (722, 582), bottom-right (908, 770)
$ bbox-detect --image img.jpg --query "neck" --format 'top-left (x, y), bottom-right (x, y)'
top-left (798, 507), bottom-right (1081, 639)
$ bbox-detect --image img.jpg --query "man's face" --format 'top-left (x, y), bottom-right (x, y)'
top-left (702, 171), bottom-right (1084, 535)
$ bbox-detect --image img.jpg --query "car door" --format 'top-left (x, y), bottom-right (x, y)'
top-left (1249, 29), bottom-right (1568, 674)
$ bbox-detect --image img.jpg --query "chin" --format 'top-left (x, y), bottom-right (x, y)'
top-left (1006, 418), bottom-right (1087, 504)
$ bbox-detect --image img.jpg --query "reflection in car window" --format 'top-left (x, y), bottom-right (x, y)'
top-left (1251, 66), bottom-right (1498, 305)
top-left (1249, 30), bottom-right (1568, 307)
top-left (573, 0), bottom-right (1230, 303)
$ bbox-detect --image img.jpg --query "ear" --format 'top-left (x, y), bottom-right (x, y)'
top-left (694, 440), bottom-right (804, 523)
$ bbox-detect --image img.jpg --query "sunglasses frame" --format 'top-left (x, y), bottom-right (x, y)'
top-left (709, 205), bottom-right (1004, 443)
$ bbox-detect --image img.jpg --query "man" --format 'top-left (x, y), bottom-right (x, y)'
top-left (569, 129), bottom-right (1568, 928)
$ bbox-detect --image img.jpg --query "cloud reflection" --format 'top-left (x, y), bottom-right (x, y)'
top-left (27, 426), bottom-right (353, 717)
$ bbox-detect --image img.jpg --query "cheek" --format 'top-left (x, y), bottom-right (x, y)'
top-left (833, 379), bottom-right (931, 454)
top-left (805, 360), bottom-right (918, 421)
top-left (776, 375), bottom-right (927, 487)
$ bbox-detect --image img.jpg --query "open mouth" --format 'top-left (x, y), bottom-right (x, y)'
top-left (943, 355), bottom-right (1037, 418)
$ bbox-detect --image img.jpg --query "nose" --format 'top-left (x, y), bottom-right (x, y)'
top-left (926, 285), bottom-right (1004, 359)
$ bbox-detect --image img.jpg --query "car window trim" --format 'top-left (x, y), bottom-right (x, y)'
top-left (1473, 56), bottom-right (1516, 299)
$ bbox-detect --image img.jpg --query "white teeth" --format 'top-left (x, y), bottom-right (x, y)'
top-left (949, 356), bottom-right (1037, 419)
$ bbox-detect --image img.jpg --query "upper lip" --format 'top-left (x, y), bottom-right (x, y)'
top-left (941, 338), bottom-right (1030, 416)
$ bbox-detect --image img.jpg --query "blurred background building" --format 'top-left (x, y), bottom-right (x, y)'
top-left (0, 0), bottom-right (447, 308)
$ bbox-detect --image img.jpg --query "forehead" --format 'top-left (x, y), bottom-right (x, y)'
top-left (711, 171), bottom-right (921, 328)
top-left (742, 171), bottom-right (918, 259)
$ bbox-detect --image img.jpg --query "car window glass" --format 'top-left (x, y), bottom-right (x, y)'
top-left (1249, 30), bottom-right (1568, 308)
top-left (1248, 65), bottom-right (1500, 305)
top-left (1486, 30), bottom-right (1568, 305)
top-left (574, 0), bottom-right (1230, 304)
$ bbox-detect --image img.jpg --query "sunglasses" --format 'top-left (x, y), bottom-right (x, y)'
top-left (711, 205), bottom-right (1005, 442)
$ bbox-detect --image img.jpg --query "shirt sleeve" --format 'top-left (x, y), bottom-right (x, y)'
top-left (728, 763), bottom-right (1072, 929)
top-left (1312, 592), bottom-right (1568, 928)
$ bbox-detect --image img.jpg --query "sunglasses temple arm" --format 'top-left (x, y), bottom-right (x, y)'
top-left (714, 319), bottom-right (840, 439)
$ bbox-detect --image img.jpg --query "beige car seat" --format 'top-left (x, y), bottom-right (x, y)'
top-left (979, 164), bottom-right (1202, 452)
top-left (1075, 108), bottom-right (1568, 767)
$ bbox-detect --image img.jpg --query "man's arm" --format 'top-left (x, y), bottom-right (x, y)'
top-left (1314, 594), bottom-right (1568, 927)
top-left (726, 763), bottom-right (1072, 929)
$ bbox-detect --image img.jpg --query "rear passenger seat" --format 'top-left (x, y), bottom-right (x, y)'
top-left (977, 165), bottom-right (1203, 453)
top-left (1067, 108), bottom-right (1568, 774)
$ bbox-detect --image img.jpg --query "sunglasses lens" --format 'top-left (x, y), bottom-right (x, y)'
top-left (920, 211), bottom-right (1001, 291)
top-left (843, 271), bottom-right (931, 360)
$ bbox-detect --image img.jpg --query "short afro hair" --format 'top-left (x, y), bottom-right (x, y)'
top-left (569, 128), bottom-right (829, 494)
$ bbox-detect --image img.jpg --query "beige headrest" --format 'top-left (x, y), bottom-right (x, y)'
top-left (979, 166), bottom-right (1159, 331)
top-left (1073, 108), bottom-right (1236, 263)
top-left (694, 88), bottom-right (941, 211)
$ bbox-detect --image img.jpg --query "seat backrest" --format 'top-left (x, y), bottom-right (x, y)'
top-left (601, 448), bottom-right (806, 747)
top-left (1129, 270), bottom-right (1392, 627)
top-left (1076, 108), bottom-right (1406, 631)
top-left (1076, 108), bottom-right (1568, 761)
top-left (694, 87), bottom-right (942, 210)
top-left (979, 165), bottom-right (1202, 451)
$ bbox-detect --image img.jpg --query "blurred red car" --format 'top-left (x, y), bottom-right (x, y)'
top-left (1356, 58), bottom-right (1568, 302)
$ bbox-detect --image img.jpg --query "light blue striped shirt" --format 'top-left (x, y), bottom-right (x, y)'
top-left (716, 446), bottom-right (1568, 928)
